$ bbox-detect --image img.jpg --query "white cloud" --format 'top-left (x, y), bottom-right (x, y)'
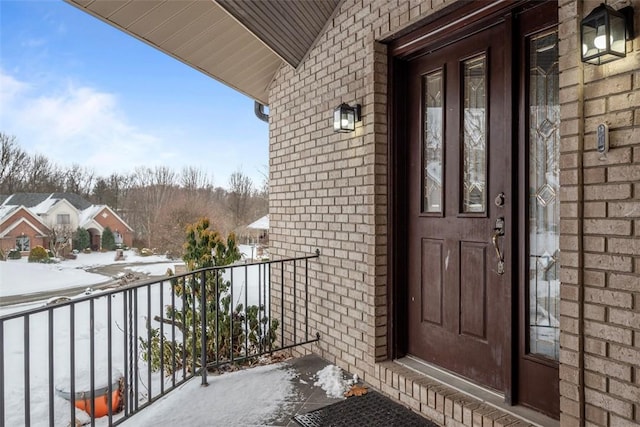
top-left (0, 69), bottom-right (268, 188)
top-left (0, 71), bottom-right (30, 102)
top-left (0, 69), bottom-right (179, 174)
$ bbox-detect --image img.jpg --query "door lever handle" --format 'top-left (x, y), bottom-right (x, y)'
top-left (493, 217), bottom-right (505, 275)
top-left (492, 229), bottom-right (503, 261)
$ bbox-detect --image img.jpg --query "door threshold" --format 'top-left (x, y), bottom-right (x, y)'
top-left (396, 356), bottom-right (559, 427)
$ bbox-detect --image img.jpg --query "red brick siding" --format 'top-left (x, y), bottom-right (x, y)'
top-left (0, 209), bottom-right (50, 254)
top-left (93, 208), bottom-right (133, 248)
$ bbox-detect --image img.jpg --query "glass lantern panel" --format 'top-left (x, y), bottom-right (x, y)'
top-left (610, 14), bottom-right (626, 54)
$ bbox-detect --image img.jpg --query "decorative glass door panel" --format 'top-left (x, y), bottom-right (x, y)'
top-left (406, 23), bottom-right (508, 392)
top-left (423, 70), bottom-right (444, 213)
top-left (528, 31), bottom-right (560, 360)
top-left (462, 56), bottom-right (487, 213)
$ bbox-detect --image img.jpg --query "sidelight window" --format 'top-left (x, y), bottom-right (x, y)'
top-left (528, 31), bottom-right (560, 360)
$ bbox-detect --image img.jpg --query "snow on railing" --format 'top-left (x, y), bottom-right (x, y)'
top-left (0, 251), bottom-right (320, 427)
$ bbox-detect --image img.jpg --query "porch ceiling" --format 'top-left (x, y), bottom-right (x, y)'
top-left (63, 0), bottom-right (341, 105)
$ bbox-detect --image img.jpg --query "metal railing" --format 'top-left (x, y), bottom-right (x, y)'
top-left (0, 252), bottom-right (320, 426)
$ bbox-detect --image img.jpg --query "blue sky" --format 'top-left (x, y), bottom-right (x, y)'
top-left (0, 0), bottom-right (268, 189)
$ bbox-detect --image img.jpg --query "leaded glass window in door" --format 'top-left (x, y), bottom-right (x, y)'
top-left (462, 55), bottom-right (487, 213)
top-left (528, 31), bottom-right (560, 360)
top-left (422, 70), bottom-right (444, 213)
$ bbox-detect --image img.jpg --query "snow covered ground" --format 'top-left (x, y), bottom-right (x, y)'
top-left (0, 250), bottom-right (179, 298)
top-left (1, 247), bottom-right (283, 426)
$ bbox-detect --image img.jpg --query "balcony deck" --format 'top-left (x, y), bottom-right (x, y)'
top-left (118, 354), bottom-right (343, 427)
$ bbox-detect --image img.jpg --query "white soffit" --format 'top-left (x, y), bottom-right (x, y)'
top-left (64, 0), bottom-right (286, 104)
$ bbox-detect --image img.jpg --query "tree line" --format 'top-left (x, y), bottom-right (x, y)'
top-left (0, 133), bottom-right (268, 256)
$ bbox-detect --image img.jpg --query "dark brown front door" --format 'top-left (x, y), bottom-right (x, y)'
top-left (405, 21), bottom-right (511, 392)
top-left (397, 1), bottom-right (560, 418)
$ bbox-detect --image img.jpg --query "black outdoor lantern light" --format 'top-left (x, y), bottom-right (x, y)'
top-left (581, 3), bottom-right (634, 65)
top-left (333, 103), bottom-right (361, 133)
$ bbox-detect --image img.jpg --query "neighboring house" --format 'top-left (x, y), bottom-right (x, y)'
top-left (0, 204), bottom-right (50, 254)
top-left (0, 193), bottom-right (134, 254)
top-left (245, 214), bottom-right (269, 246)
top-left (65, 2), bottom-right (640, 426)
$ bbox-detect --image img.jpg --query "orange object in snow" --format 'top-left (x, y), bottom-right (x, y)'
top-left (73, 387), bottom-right (121, 417)
top-left (56, 377), bottom-right (122, 418)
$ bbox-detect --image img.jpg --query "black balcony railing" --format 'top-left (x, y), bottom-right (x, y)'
top-left (0, 252), bottom-right (320, 427)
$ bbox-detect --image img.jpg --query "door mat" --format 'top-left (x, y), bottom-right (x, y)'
top-left (293, 390), bottom-right (439, 427)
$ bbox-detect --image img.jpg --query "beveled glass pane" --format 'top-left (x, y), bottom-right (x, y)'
top-left (528, 31), bottom-right (560, 361)
top-left (462, 56), bottom-right (486, 213)
top-left (423, 70), bottom-right (443, 213)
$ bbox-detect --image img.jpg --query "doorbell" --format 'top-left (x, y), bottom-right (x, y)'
top-left (597, 123), bottom-right (609, 157)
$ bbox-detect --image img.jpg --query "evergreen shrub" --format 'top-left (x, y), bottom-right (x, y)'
top-left (8, 249), bottom-right (22, 260)
top-left (28, 245), bottom-right (50, 263)
top-left (101, 227), bottom-right (116, 251)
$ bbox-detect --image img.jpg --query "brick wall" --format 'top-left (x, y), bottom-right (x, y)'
top-left (269, 0), bottom-right (456, 382)
top-left (269, 0), bottom-right (640, 425)
top-left (559, 1), bottom-right (640, 425)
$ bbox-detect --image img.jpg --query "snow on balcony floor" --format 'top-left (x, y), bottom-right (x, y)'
top-left (119, 354), bottom-right (349, 427)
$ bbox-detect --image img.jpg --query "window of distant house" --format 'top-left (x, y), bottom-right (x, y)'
top-left (114, 231), bottom-right (123, 244)
top-left (57, 214), bottom-right (71, 225)
top-left (16, 236), bottom-right (30, 251)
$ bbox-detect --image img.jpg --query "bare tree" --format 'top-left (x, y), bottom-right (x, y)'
top-left (49, 224), bottom-right (74, 258)
top-left (127, 166), bottom-right (177, 247)
top-left (227, 170), bottom-right (255, 229)
top-left (257, 164), bottom-right (269, 196)
top-left (91, 172), bottom-right (132, 211)
top-left (64, 163), bottom-right (96, 198)
top-left (180, 166), bottom-right (212, 191)
top-left (25, 154), bottom-right (63, 192)
top-left (0, 133), bottom-right (29, 193)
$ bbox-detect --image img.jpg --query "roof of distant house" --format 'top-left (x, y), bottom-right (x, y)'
top-left (0, 193), bottom-right (92, 210)
top-left (0, 193), bottom-right (133, 232)
top-left (247, 214), bottom-right (269, 230)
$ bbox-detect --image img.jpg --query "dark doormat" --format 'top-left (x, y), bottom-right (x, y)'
top-left (293, 391), bottom-right (439, 427)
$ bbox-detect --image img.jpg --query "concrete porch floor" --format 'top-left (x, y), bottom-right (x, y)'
top-left (116, 353), bottom-right (560, 427)
top-left (269, 354), bottom-right (353, 426)
top-left (119, 354), bottom-right (432, 427)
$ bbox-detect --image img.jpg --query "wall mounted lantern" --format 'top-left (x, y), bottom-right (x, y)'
top-left (581, 4), bottom-right (634, 65)
top-left (333, 103), bottom-right (361, 133)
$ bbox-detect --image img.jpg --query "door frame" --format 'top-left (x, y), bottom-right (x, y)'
top-left (516, 1), bottom-right (561, 417)
top-left (386, 0), bottom-right (558, 411)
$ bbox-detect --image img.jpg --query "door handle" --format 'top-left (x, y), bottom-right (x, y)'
top-left (493, 217), bottom-right (505, 275)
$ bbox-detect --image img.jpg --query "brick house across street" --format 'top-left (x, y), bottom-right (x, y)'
top-left (63, 1), bottom-right (640, 426)
top-left (0, 193), bottom-right (133, 254)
